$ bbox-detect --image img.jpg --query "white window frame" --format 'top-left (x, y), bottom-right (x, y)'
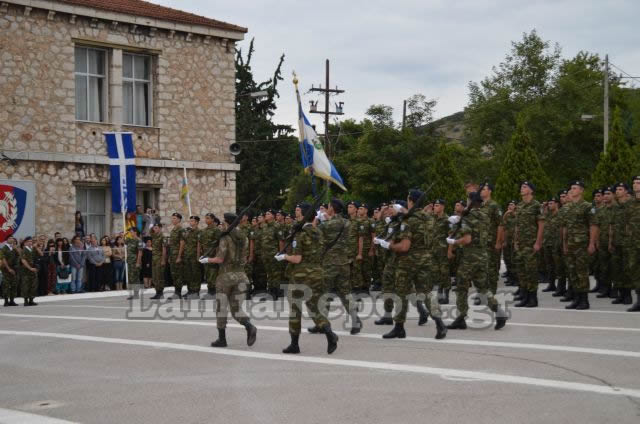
top-left (76, 187), bottom-right (109, 238)
top-left (74, 46), bottom-right (108, 123)
top-left (123, 52), bottom-right (153, 127)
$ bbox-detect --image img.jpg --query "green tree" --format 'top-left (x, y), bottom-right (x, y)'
top-left (424, 142), bottom-right (465, 209)
top-left (235, 39), bottom-right (299, 210)
top-left (495, 115), bottom-right (552, 205)
top-left (591, 107), bottom-right (637, 188)
top-left (365, 104), bottom-right (395, 129)
top-left (405, 94), bottom-right (437, 129)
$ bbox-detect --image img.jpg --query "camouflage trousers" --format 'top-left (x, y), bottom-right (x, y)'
top-left (486, 246), bottom-right (501, 295)
top-left (430, 249), bottom-right (449, 289)
top-left (380, 258), bottom-right (397, 314)
top-left (152, 260), bottom-right (165, 292)
top-left (323, 263), bottom-right (354, 316)
top-left (2, 272), bottom-right (17, 298)
top-left (514, 246), bottom-right (539, 291)
top-left (372, 252), bottom-right (384, 284)
top-left (183, 256), bottom-right (202, 293)
top-left (542, 244), bottom-right (556, 284)
top-left (611, 245), bottom-right (632, 289)
top-left (553, 245), bottom-right (566, 281)
top-left (263, 256), bottom-right (283, 291)
top-left (20, 272), bottom-right (37, 299)
top-left (625, 245), bottom-right (640, 291)
top-left (205, 264), bottom-right (219, 293)
top-left (597, 247), bottom-right (611, 289)
top-left (127, 262), bottom-right (141, 291)
top-left (455, 249), bottom-right (497, 318)
top-left (350, 257), bottom-right (363, 292)
top-left (252, 256), bottom-right (267, 291)
top-left (565, 245), bottom-right (592, 293)
top-left (215, 272), bottom-right (249, 329)
top-left (288, 266), bottom-right (328, 335)
top-left (169, 256), bottom-right (183, 294)
top-left (503, 240), bottom-right (515, 278)
top-left (406, 252), bottom-right (442, 322)
top-left (359, 254), bottom-right (373, 290)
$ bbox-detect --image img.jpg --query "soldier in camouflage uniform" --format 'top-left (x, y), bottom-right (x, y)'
top-left (370, 206), bottom-right (384, 291)
top-left (182, 216), bottom-right (202, 299)
top-left (502, 201), bottom-right (517, 287)
top-left (626, 175), bottom-right (640, 312)
top-left (316, 199), bottom-right (359, 334)
top-left (553, 190), bottom-right (570, 298)
top-left (479, 183), bottom-right (504, 297)
top-left (125, 227), bottom-right (143, 300)
top-left (541, 198), bottom-right (560, 293)
top-left (374, 203), bottom-right (401, 325)
top-left (149, 223), bottom-right (167, 300)
top-left (382, 190), bottom-right (447, 340)
top-left (201, 213), bottom-right (222, 299)
top-left (168, 213), bottom-right (185, 299)
top-left (562, 181), bottom-right (597, 309)
top-left (278, 202), bottom-right (339, 355)
top-left (446, 192), bottom-right (507, 330)
top-left (347, 201), bottom-right (363, 295)
top-left (1, 237), bottom-right (19, 306)
top-left (589, 189), bottom-right (604, 294)
top-left (19, 237), bottom-right (38, 306)
top-left (594, 187), bottom-right (615, 299)
top-left (201, 213), bottom-right (257, 348)
top-left (356, 203), bottom-right (374, 295)
top-left (259, 210), bottom-right (280, 300)
top-left (610, 183), bottom-right (633, 305)
top-left (431, 200), bottom-right (451, 304)
top-left (448, 200), bottom-right (466, 292)
top-left (513, 181), bottom-right (545, 308)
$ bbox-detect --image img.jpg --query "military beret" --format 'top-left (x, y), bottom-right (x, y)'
top-left (348, 200), bottom-right (361, 209)
top-left (205, 212), bottom-right (216, 219)
top-left (172, 212), bottom-right (182, 220)
top-left (508, 200), bottom-right (517, 205)
top-left (189, 215), bottom-right (200, 222)
top-left (456, 199), bottom-right (467, 207)
top-left (632, 175), bottom-right (640, 183)
top-left (265, 209), bottom-right (276, 215)
top-left (320, 203), bottom-right (328, 209)
top-left (614, 182), bottom-right (631, 192)
top-left (358, 203), bottom-right (369, 210)
top-left (223, 212), bottom-right (237, 224)
top-left (592, 188), bottom-right (603, 196)
top-left (603, 186), bottom-right (614, 194)
top-left (521, 181), bottom-right (536, 192)
top-left (481, 182), bottom-right (494, 191)
top-left (395, 200), bottom-right (407, 209)
top-left (548, 197), bottom-right (558, 203)
top-left (434, 199), bottom-right (446, 205)
top-left (379, 202), bottom-right (388, 208)
top-left (408, 189), bottom-right (424, 203)
top-left (298, 201), bottom-right (312, 215)
top-left (570, 180), bottom-right (585, 188)
top-left (152, 222), bottom-right (162, 228)
top-left (23, 236), bottom-right (32, 242)
top-left (468, 191), bottom-right (483, 204)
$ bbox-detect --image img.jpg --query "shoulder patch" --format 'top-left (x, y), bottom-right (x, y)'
top-left (400, 224), bottom-right (406, 231)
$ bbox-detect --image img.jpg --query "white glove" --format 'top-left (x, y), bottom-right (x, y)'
top-left (446, 237), bottom-right (456, 245)
top-left (373, 237), bottom-right (381, 245)
top-left (448, 216), bottom-right (460, 225)
top-left (384, 217), bottom-right (392, 224)
top-left (392, 204), bottom-right (403, 212)
top-left (316, 212), bottom-right (328, 222)
top-left (274, 254), bottom-right (286, 262)
top-left (379, 240), bottom-right (391, 250)
top-left (199, 257), bottom-right (210, 264)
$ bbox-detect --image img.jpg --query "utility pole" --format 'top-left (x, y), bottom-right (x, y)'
top-left (402, 99), bottom-right (407, 131)
top-left (309, 59), bottom-right (345, 161)
top-left (603, 54), bottom-right (609, 152)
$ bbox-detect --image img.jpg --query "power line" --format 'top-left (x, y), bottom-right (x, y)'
top-left (609, 62), bottom-right (640, 83)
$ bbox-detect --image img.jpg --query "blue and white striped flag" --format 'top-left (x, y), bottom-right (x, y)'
top-left (104, 132), bottom-right (137, 213)
top-left (295, 77), bottom-right (347, 191)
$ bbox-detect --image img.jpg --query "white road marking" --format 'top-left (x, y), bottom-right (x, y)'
top-left (0, 407), bottom-right (77, 423)
top-left (2, 313), bottom-right (639, 359)
top-left (1, 330), bottom-right (640, 399)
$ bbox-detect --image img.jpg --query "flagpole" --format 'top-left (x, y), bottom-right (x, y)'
top-left (183, 166), bottom-right (192, 217)
top-left (120, 172), bottom-right (129, 291)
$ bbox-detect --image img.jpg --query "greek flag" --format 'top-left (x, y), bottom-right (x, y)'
top-left (295, 78), bottom-right (347, 191)
top-left (104, 132), bottom-right (137, 213)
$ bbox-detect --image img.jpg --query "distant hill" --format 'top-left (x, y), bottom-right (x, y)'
top-left (428, 111), bottom-right (466, 144)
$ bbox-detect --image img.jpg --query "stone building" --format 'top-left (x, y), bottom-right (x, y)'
top-left (0, 0), bottom-right (246, 237)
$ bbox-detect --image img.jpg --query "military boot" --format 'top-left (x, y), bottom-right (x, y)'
top-left (150, 290), bottom-right (164, 300)
top-left (438, 289), bottom-right (450, 305)
top-left (494, 305), bottom-right (508, 330)
top-left (612, 289), bottom-right (625, 304)
top-left (350, 313), bottom-right (362, 335)
top-left (542, 278), bottom-right (556, 292)
top-left (525, 291), bottom-right (538, 308)
top-left (3, 298), bottom-right (8, 307)
top-left (433, 317), bottom-right (447, 340)
top-left (447, 315), bottom-right (467, 330)
top-left (282, 333), bottom-right (300, 354)
top-left (609, 288), bottom-right (619, 299)
top-left (244, 322), bottom-right (257, 346)
top-left (565, 294), bottom-right (580, 309)
top-left (374, 313), bottom-right (393, 325)
top-left (627, 290), bottom-right (640, 312)
top-left (560, 288), bottom-right (574, 302)
top-left (589, 279), bottom-right (601, 293)
top-left (8, 298), bottom-right (18, 306)
top-left (324, 324), bottom-right (339, 354)
top-left (596, 282), bottom-right (611, 298)
top-left (211, 329), bottom-right (227, 347)
top-left (29, 298), bottom-right (38, 306)
top-left (515, 291), bottom-right (529, 307)
top-left (575, 293), bottom-right (590, 310)
top-left (416, 301), bottom-right (429, 326)
top-left (552, 278), bottom-right (567, 297)
top-left (382, 322), bottom-right (406, 339)
top-left (622, 288), bottom-right (633, 305)
top-left (513, 287), bottom-right (523, 300)
top-left (307, 325), bottom-right (322, 334)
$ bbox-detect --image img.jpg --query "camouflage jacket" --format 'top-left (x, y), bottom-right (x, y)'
top-left (481, 199), bottom-right (503, 246)
top-left (611, 200), bottom-right (630, 247)
top-left (258, 222), bottom-right (279, 256)
top-left (216, 228), bottom-right (248, 273)
top-left (201, 224), bottom-right (222, 258)
top-left (357, 217), bottom-right (373, 254)
top-left (543, 210), bottom-right (560, 247)
top-left (624, 197), bottom-right (640, 242)
top-left (460, 208), bottom-right (490, 253)
top-left (168, 226), bottom-right (184, 259)
top-left (291, 223), bottom-right (323, 273)
top-left (19, 246), bottom-right (37, 276)
top-left (1, 245), bottom-right (19, 271)
top-left (431, 213), bottom-right (450, 253)
top-left (125, 237), bottom-right (142, 267)
top-left (514, 199), bottom-right (543, 249)
top-left (563, 200), bottom-right (595, 249)
top-left (319, 215), bottom-right (350, 266)
top-left (183, 227), bottom-right (200, 259)
top-left (502, 211), bottom-right (516, 244)
top-left (347, 216), bottom-right (359, 258)
top-left (151, 231), bottom-right (165, 262)
top-left (593, 205), bottom-right (613, 246)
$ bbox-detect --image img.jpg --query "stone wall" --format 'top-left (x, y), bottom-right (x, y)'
top-left (0, 3), bottom-right (237, 162)
top-left (0, 161), bottom-right (236, 237)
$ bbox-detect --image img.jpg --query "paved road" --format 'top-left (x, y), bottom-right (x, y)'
top-left (1, 282), bottom-right (639, 424)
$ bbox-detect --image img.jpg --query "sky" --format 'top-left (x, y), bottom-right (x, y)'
top-left (151, 0), bottom-right (640, 133)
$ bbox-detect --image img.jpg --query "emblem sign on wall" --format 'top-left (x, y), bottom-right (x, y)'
top-left (0, 180), bottom-right (36, 243)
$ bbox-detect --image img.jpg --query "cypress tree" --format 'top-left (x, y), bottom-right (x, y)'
top-left (426, 142), bottom-right (465, 209)
top-left (495, 115), bottom-right (552, 205)
top-left (591, 106), bottom-right (636, 188)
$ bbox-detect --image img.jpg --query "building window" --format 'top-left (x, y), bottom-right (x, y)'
top-left (76, 187), bottom-right (107, 238)
top-left (75, 47), bottom-right (107, 122)
top-left (123, 53), bottom-right (152, 126)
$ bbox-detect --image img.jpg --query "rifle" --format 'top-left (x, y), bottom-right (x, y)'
top-left (200, 194), bottom-right (262, 259)
top-left (277, 188), bottom-right (327, 255)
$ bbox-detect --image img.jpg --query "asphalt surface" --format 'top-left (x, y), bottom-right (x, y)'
top-left (1, 278), bottom-right (639, 424)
